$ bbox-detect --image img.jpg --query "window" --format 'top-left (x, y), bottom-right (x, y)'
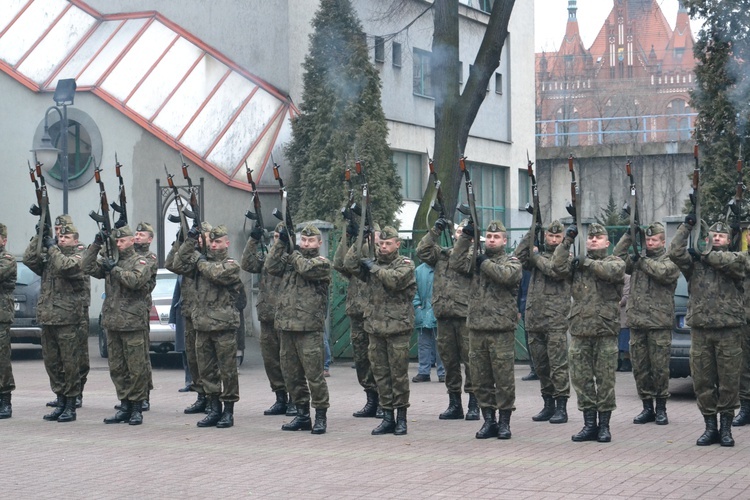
top-left (667, 98), bottom-right (691, 141)
top-left (495, 72), bottom-right (502, 94)
top-left (374, 36), bottom-right (385, 63)
top-left (478, 0), bottom-right (494, 12)
top-left (392, 42), bottom-right (402, 68)
top-left (413, 49), bottom-right (432, 97)
top-left (458, 61), bottom-right (463, 84)
top-left (456, 162), bottom-right (507, 226)
top-left (392, 151), bottom-right (424, 200)
top-left (518, 169), bottom-right (530, 209)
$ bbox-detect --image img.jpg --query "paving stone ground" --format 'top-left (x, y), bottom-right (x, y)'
top-left (2, 337), bottom-right (749, 499)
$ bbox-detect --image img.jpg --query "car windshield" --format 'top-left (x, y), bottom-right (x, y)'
top-left (16, 262), bottom-right (37, 286)
top-left (675, 274), bottom-right (687, 297)
top-left (153, 272), bottom-right (177, 299)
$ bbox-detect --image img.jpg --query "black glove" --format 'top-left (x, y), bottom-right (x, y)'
top-left (43, 236), bottom-right (57, 249)
top-left (176, 227), bottom-right (185, 243)
top-left (187, 225), bottom-right (201, 240)
top-left (571, 257), bottom-right (581, 270)
top-left (346, 221), bottom-right (359, 239)
top-left (688, 248), bottom-right (701, 262)
top-left (476, 254), bottom-right (489, 268)
top-left (278, 228), bottom-right (290, 245)
top-left (114, 219), bottom-right (126, 229)
top-left (250, 226), bottom-right (264, 242)
top-left (730, 222), bottom-right (741, 231)
top-left (361, 258), bottom-right (376, 272)
top-left (197, 253), bottom-right (208, 263)
top-left (434, 217), bottom-right (448, 232)
top-left (684, 213), bottom-right (697, 227)
top-left (94, 231), bottom-right (105, 246)
top-left (462, 223), bottom-right (475, 237)
top-left (565, 224), bottom-right (578, 241)
top-left (631, 252), bottom-right (640, 263)
top-left (101, 259), bottom-right (116, 273)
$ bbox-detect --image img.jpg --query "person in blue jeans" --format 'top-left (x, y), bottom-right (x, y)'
top-left (412, 262), bottom-right (445, 383)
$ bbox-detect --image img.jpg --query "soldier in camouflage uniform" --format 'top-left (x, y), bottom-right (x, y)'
top-left (515, 220), bottom-right (571, 424)
top-left (166, 221), bottom-right (212, 414)
top-left (0, 223), bottom-right (17, 419)
top-left (614, 222), bottom-right (679, 426)
top-left (134, 222), bottom-right (158, 411)
top-left (416, 218), bottom-right (478, 421)
top-left (178, 225), bottom-right (242, 429)
top-left (451, 220), bottom-right (522, 440)
top-left (345, 226), bottom-right (415, 435)
top-left (267, 224), bottom-right (331, 434)
top-left (83, 225), bottom-right (153, 425)
top-left (734, 230), bottom-right (750, 427)
top-left (241, 222), bottom-right (294, 416)
top-left (333, 220), bottom-right (380, 418)
top-left (669, 219), bottom-right (745, 446)
top-left (23, 223), bottom-right (86, 422)
top-left (554, 223), bottom-right (625, 443)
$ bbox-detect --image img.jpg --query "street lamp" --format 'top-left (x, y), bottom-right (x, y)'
top-left (31, 78), bottom-right (76, 214)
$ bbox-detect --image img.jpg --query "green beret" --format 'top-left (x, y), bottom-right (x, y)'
top-left (274, 222), bottom-right (285, 233)
top-left (379, 226), bottom-right (399, 240)
top-left (135, 222), bottom-right (154, 236)
top-left (0, 223), bottom-right (6, 237)
top-left (547, 220), bottom-right (564, 234)
top-left (55, 214), bottom-right (73, 227)
top-left (645, 222), bottom-right (664, 236)
top-left (209, 225), bottom-right (229, 240)
top-left (372, 221), bottom-right (381, 232)
top-left (588, 223), bottom-right (607, 236)
top-left (113, 225), bottom-right (133, 238)
top-left (300, 224), bottom-right (321, 237)
top-left (200, 221), bottom-right (213, 233)
top-left (60, 223), bottom-right (78, 235)
top-left (709, 221), bottom-right (729, 234)
top-left (486, 220), bottom-right (506, 233)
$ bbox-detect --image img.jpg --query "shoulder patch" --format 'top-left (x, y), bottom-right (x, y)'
top-left (318, 256), bottom-right (328, 261)
top-left (227, 258), bottom-right (235, 263)
top-left (139, 259), bottom-right (147, 265)
top-left (150, 254), bottom-right (157, 260)
top-left (73, 254), bottom-right (82, 260)
top-left (403, 258), bottom-right (411, 263)
top-left (4, 254), bottom-right (12, 259)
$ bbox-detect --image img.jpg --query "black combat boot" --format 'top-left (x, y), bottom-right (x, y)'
top-left (184, 393), bottom-right (207, 414)
top-left (43, 395), bottom-right (66, 421)
top-left (438, 392), bottom-right (464, 420)
top-left (475, 408), bottom-right (499, 439)
top-left (465, 393), bottom-right (480, 421)
top-left (633, 399), bottom-right (655, 424)
top-left (696, 414), bottom-right (720, 446)
top-left (732, 399), bottom-right (750, 426)
top-left (75, 395), bottom-right (82, 409)
top-left (371, 409), bottom-right (396, 435)
top-left (597, 411), bottom-right (612, 442)
top-left (141, 395), bottom-right (150, 412)
top-left (571, 410), bottom-right (599, 442)
top-left (0, 393), bottom-right (12, 419)
top-left (497, 410), bottom-right (512, 439)
top-left (719, 412), bottom-right (735, 447)
top-left (286, 402), bottom-right (298, 417)
top-left (104, 400), bottom-right (132, 424)
top-left (311, 408), bottom-right (327, 434)
top-left (129, 401), bottom-right (143, 426)
top-left (46, 394), bottom-right (61, 407)
top-left (216, 402), bottom-right (235, 428)
top-left (197, 397), bottom-right (222, 427)
top-left (394, 407), bottom-right (408, 436)
top-left (655, 398), bottom-right (669, 425)
top-left (353, 390), bottom-right (379, 418)
top-left (549, 397), bottom-right (569, 424)
top-left (264, 391), bottom-right (288, 416)
top-left (375, 405), bottom-right (384, 419)
top-left (282, 403), bottom-right (311, 431)
top-left (531, 395), bottom-right (555, 422)
top-left (57, 396), bottom-right (77, 423)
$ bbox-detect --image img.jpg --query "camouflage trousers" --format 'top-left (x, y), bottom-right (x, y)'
top-left (368, 331), bottom-right (411, 410)
top-left (690, 327), bottom-right (741, 416)
top-left (528, 329), bottom-right (570, 398)
top-left (280, 330), bottom-right (329, 409)
top-left (569, 335), bottom-right (617, 412)
top-left (350, 315), bottom-right (376, 392)
top-left (41, 324), bottom-right (81, 398)
top-left (437, 317), bottom-right (474, 394)
top-left (630, 328), bottom-right (671, 400)
top-left (469, 330), bottom-right (515, 411)
top-left (143, 328), bottom-right (153, 392)
top-left (260, 320), bottom-right (286, 393)
top-left (107, 329), bottom-right (150, 402)
top-left (0, 323), bottom-right (15, 394)
top-left (738, 325), bottom-right (750, 401)
top-left (77, 307), bottom-right (90, 388)
top-left (183, 316), bottom-right (202, 394)
top-left (196, 329), bottom-right (239, 403)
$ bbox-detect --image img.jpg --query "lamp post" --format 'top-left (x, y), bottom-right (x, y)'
top-left (31, 78), bottom-right (76, 214)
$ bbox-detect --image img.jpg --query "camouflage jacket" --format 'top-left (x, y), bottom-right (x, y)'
top-left (178, 241), bottom-right (242, 332)
top-left (416, 227), bottom-right (470, 319)
top-left (613, 232), bottom-right (679, 330)
top-left (515, 232), bottom-right (571, 332)
top-left (744, 252), bottom-right (750, 321)
top-left (332, 232), bottom-right (366, 318)
top-left (344, 239), bottom-right (416, 336)
top-left (135, 244), bottom-right (158, 296)
top-left (83, 244), bottom-right (153, 332)
top-left (552, 239), bottom-right (625, 337)
top-left (166, 240), bottom-right (198, 317)
top-left (266, 242), bottom-right (331, 332)
top-left (23, 238), bottom-right (86, 325)
top-left (0, 246), bottom-right (17, 324)
top-left (241, 237), bottom-right (284, 323)
top-left (668, 224), bottom-right (745, 329)
top-left (451, 234), bottom-right (522, 332)
top-left (76, 243), bottom-right (91, 309)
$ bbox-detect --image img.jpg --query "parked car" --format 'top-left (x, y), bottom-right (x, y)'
top-left (11, 260), bottom-right (42, 345)
top-left (670, 274), bottom-right (690, 378)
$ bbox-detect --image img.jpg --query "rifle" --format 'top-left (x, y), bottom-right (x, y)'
top-left (355, 158), bottom-right (375, 259)
top-left (180, 155), bottom-right (207, 254)
top-left (726, 146), bottom-right (744, 251)
top-left (270, 159), bottom-right (296, 252)
top-left (524, 150), bottom-right (544, 250)
top-left (244, 161), bottom-right (267, 253)
top-left (110, 154), bottom-right (128, 229)
top-left (341, 166), bottom-right (361, 224)
top-left (689, 145), bottom-right (711, 255)
top-left (88, 158), bottom-right (117, 261)
top-left (565, 154), bottom-right (583, 260)
top-left (459, 155), bottom-right (481, 273)
top-left (164, 164), bottom-right (190, 241)
top-left (426, 152), bottom-right (452, 246)
top-left (622, 159), bottom-right (643, 257)
top-left (28, 160), bottom-right (53, 256)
